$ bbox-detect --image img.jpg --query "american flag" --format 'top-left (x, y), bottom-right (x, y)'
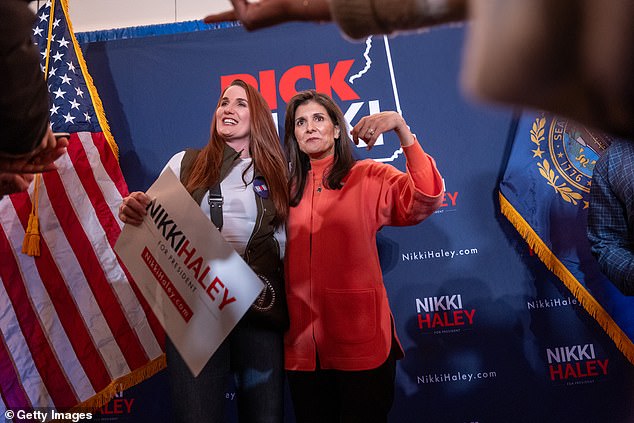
top-left (0, 0), bottom-right (164, 414)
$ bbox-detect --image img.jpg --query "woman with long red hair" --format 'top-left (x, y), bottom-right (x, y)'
top-left (118, 79), bottom-right (289, 423)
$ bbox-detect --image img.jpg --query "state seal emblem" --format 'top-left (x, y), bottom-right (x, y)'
top-left (530, 115), bottom-right (612, 207)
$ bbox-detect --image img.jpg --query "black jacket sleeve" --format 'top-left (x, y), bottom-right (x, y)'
top-left (0, 0), bottom-right (50, 156)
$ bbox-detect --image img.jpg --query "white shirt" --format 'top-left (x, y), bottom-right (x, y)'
top-left (163, 151), bottom-right (286, 257)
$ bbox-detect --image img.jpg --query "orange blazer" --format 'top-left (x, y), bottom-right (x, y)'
top-left (285, 141), bottom-right (444, 371)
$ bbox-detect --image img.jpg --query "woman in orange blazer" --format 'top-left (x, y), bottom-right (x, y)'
top-left (283, 90), bottom-right (444, 423)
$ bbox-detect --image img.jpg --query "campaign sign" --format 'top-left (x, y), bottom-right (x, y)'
top-left (115, 169), bottom-right (264, 376)
top-left (215, 31), bottom-right (407, 164)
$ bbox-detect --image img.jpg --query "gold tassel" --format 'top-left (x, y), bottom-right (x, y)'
top-left (21, 0), bottom-right (56, 258)
top-left (22, 174), bottom-right (41, 257)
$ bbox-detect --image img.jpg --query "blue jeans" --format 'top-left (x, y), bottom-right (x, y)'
top-left (166, 321), bottom-right (284, 423)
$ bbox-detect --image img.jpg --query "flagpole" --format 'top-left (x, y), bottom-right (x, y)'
top-left (22, 0), bottom-right (58, 257)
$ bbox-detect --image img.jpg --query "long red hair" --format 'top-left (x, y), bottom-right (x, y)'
top-left (184, 79), bottom-right (289, 223)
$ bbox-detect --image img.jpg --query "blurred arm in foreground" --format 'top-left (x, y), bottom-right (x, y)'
top-left (205, 0), bottom-right (634, 140)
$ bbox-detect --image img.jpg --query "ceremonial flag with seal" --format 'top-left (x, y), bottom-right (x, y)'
top-left (499, 111), bottom-right (634, 364)
top-left (0, 0), bottom-right (165, 414)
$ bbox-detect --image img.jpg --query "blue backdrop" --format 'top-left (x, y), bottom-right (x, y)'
top-left (78, 21), bottom-right (634, 422)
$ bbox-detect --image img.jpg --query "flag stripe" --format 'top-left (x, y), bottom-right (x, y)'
top-left (0, 394), bottom-right (8, 415)
top-left (29, 177), bottom-right (132, 386)
top-left (71, 134), bottom-right (122, 246)
top-left (74, 132), bottom-right (165, 358)
top-left (0, 330), bottom-right (32, 411)
top-left (90, 131), bottom-right (129, 198)
top-left (4, 197), bottom-right (113, 394)
top-left (0, 226), bottom-right (77, 407)
top-left (41, 168), bottom-right (150, 371)
top-left (119, 263), bottom-right (166, 354)
top-left (0, 205), bottom-right (42, 410)
top-left (65, 134), bottom-right (163, 365)
top-left (1, 243), bottom-right (97, 405)
top-left (0, 273), bottom-right (54, 410)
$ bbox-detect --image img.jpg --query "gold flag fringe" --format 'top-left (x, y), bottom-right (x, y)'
top-left (43, 0), bottom-right (56, 80)
top-left (70, 355), bottom-right (166, 415)
top-left (499, 191), bottom-right (634, 365)
top-left (60, 0), bottom-right (119, 159)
